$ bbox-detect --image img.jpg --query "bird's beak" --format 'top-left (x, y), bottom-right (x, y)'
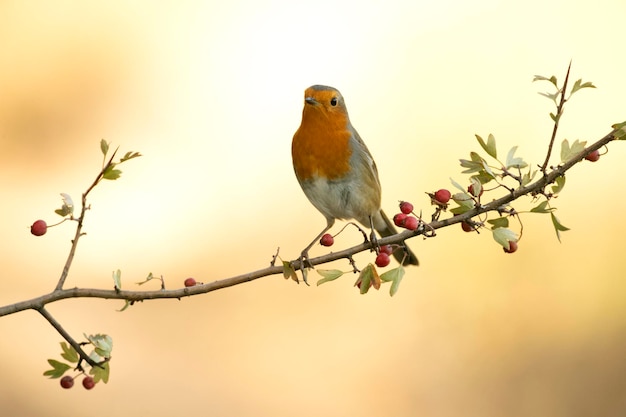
top-left (305, 97), bottom-right (318, 106)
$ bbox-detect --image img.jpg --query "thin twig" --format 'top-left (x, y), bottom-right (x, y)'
top-left (541, 61), bottom-right (572, 172)
top-left (55, 149), bottom-right (119, 291)
top-left (37, 307), bottom-right (99, 368)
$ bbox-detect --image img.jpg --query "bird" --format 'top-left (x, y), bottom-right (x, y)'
top-left (291, 85), bottom-right (418, 270)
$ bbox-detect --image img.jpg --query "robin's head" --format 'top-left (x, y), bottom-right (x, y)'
top-left (302, 85), bottom-right (349, 118)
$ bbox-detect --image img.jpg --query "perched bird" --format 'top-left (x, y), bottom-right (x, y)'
top-left (291, 85), bottom-right (418, 268)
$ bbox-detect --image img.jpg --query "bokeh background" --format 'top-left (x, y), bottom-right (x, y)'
top-left (1, 1), bottom-right (625, 416)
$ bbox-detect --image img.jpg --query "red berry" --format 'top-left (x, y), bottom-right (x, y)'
top-left (30, 219), bottom-right (47, 236)
top-left (585, 149), bottom-right (600, 162)
top-left (399, 201), bottom-right (413, 215)
top-left (60, 375), bottom-right (74, 389)
top-left (434, 189), bottom-right (451, 204)
top-left (82, 376), bottom-right (95, 390)
top-left (403, 216), bottom-right (419, 231)
top-left (184, 277), bottom-right (197, 287)
top-left (393, 213), bottom-right (407, 227)
top-left (375, 252), bottom-right (391, 268)
top-left (503, 240), bottom-right (518, 254)
top-left (380, 244), bottom-right (393, 256)
top-left (319, 233), bottom-right (334, 247)
top-left (461, 221), bottom-right (473, 232)
top-left (468, 183), bottom-right (483, 197)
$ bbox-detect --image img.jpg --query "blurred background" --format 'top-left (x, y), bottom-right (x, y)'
top-left (1, 1), bottom-right (625, 416)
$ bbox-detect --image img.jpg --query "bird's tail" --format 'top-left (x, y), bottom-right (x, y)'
top-left (376, 210), bottom-right (419, 266)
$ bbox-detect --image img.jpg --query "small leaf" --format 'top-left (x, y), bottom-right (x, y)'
top-left (136, 272), bottom-right (157, 286)
top-left (521, 169), bottom-right (537, 186)
top-left (120, 151), bottom-right (142, 163)
top-left (450, 177), bottom-right (468, 193)
top-left (550, 212), bottom-right (570, 242)
top-left (86, 334), bottom-right (113, 358)
top-left (381, 267), bottom-right (405, 297)
top-left (102, 164), bottom-right (122, 180)
top-left (505, 146), bottom-right (528, 169)
top-left (90, 360), bottom-right (110, 384)
top-left (60, 342), bottom-right (79, 363)
top-left (468, 177), bottom-right (482, 197)
top-left (560, 139), bottom-right (587, 163)
top-left (43, 359), bottom-right (71, 378)
top-left (533, 75), bottom-right (558, 86)
top-left (355, 264), bottom-right (380, 294)
top-left (492, 227), bottom-right (518, 249)
top-left (530, 201), bottom-right (553, 214)
top-left (551, 175), bottom-right (566, 194)
top-left (475, 134), bottom-right (497, 159)
top-left (487, 217), bottom-right (509, 229)
top-left (118, 300), bottom-right (131, 312)
top-left (112, 269), bottom-right (122, 290)
top-left (570, 79), bottom-right (596, 95)
top-left (316, 269), bottom-right (345, 286)
top-left (612, 121), bottom-right (626, 140)
top-left (282, 261), bottom-right (298, 283)
top-left (100, 139), bottom-right (110, 156)
top-left (55, 193), bottom-right (74, 217)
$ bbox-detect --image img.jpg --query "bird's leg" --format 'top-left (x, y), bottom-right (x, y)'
top-left (368, 216), bottom-right (379, 251)
top-left (297, 218), bottom-right (335, 284)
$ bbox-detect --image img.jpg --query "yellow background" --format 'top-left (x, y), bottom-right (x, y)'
top-left (1, 1), bottom-right (625, 416)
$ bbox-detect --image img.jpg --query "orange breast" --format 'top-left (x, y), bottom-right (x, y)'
top-left (292, 110), bottom-right (353, 181)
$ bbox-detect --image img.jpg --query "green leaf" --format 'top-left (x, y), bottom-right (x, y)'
top-left (86, 334), bottom-right (113, 358)
top-left (550, 212), bottom-right (570, 242)
top-left (91, 361), bottom-right (110, 384)
top-left (533, 75), bottom-right (558, 86)
top-left (89, 360), bottom-right (110, 384)
top-left (505, 146), bottom-right (527, 169)
top-left (43, 359), bottom-right (71, 378)
top-left (450, 192), bottom-right (475, 215)
top-left (357, 264), bottom-right (373, 294)
top-left (539, 92), bottom-right (559, 103)
top-left (380, 267), bottom-right (405, 297)
top-left (102, 163), bottom-right (122, 180)
top-left (120, 151), bottom-right (142, 163)
top-left (316, 269), bottom-right (345, 286)
top-left (530, 200), bottom-right (553, 214)
top-left (282, 261), bottom-right (298, 283)
top-left (492, 227), bottom-right (518, 249)
top-left (570, 79), bottom-right (596, 95)
top-left (450, 177), bottom-right (468, 193)
top-left (613, 121), bottom-right (626, 140)
top-left (487, 217), bottom-right (509, 229)
top-left (60, 342), bottom-right (79, 363)
top-left (100, 139), bottom-right (110, 156)
top-left (55, 193), bottom-right (74, 217)
top-left (560, 139), bottom-right (587, 163)
top-left (112, 269), bottom-right (122, 290)
top-left (475, 134), bottom-right (497, 159)
top-left (136, 272), bottom-right (157, 286)
top-left (551, 175), bottom-right (566, 194)
top-left (521, 169), bottom-right (537, 186)
top-left (118, 300), bottom-right (131, 312)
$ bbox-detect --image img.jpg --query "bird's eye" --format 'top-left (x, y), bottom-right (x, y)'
top-left (330, 97), bottom-right (338, 106)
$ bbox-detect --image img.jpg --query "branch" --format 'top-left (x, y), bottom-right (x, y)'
top-left (541, 61), bottom-right (572, 172)
top-left (2, 127), bottom-right (620, 318)
top-left (55, 148), bottom-right (119, 291)
top-left (37, 307), bottom-right (99, 368)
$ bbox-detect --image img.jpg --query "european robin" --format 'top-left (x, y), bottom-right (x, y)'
top-left (292, 85), bottom-right (418, 269)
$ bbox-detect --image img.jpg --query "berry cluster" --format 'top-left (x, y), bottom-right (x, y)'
top-left (60, 375), bottom-right (96, 390)
top-left (392, 201), bottom-right (419, 231)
